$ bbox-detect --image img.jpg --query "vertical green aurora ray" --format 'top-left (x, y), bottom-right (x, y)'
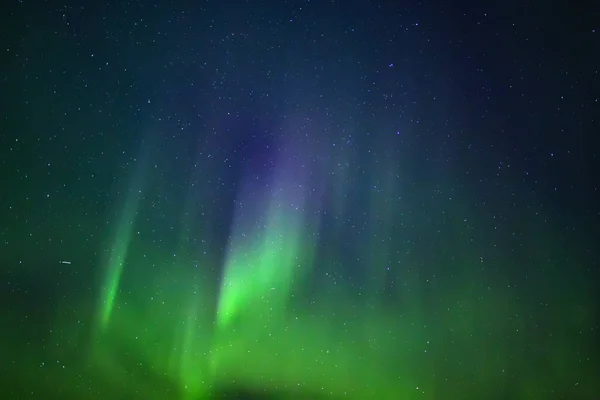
top-left (177, 296), bottom-right (208, 400)
top-left (216, 138), bottom-right (321, 329)
top-left (167, 160), bottom-right (214, 398)
top-left (97, 142), bottom-right (153, 331)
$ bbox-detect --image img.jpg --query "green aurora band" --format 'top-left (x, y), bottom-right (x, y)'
top-left (6, 136), bottom-right (597, 400)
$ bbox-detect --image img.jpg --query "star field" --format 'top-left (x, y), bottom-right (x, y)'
top-left (1, 0), bottom-right (599, 399)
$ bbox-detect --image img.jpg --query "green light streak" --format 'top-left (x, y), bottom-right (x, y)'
top-left (217, 202), bottom-right (306, 327)
top-left (97, 145), bottom-right (152, 331)
top-left (217, 156), bottom-right (321, 329)
top-left (172, 296), bottom-right (209, 400)
top-left (99, 192), bottom-right (140, 329)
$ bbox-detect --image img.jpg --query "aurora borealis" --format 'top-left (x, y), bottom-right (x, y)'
top-left (1, 1), bottom-right (599, 399)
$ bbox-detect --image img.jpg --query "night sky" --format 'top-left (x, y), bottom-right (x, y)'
top-left (1, 0), bottom-right (599, 399)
